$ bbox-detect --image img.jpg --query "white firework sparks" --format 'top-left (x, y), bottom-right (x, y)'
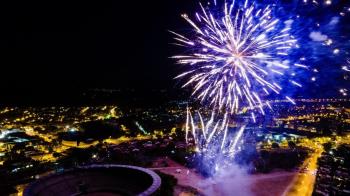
top-left (186, 108), bottom-right (246, 158)
top-left (303, 0), bottom-right (333, 6)
top-left (172, 0), bottom-right (302, 115)
top-left (342, 58), bottom-right (350, 72)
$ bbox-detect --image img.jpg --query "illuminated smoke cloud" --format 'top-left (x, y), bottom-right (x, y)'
top-left (309, 31), bottom-right (328, 42)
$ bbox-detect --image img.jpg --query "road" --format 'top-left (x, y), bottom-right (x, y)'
top-left (283, 135), bottom-right (350, 196)
top-left (282, 146), bottom-right (322, 196)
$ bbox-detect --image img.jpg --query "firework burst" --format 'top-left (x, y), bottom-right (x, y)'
top-left (172, 0), bottom-right (304, 115)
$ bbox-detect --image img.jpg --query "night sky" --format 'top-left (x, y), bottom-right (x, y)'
top-left (0, 0), bottom-right (349, 104)
top-left (0, 1), bottom-right (191, 104)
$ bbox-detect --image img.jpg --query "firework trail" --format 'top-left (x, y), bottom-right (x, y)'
top-left (172, 0), bottom-right (304, 116)
top-left (186, 108), bottom-right (246, 158)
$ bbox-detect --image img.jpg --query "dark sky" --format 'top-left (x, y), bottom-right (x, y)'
top-left (0, 1), bottom-right (194, 103)
top-left (0, 0), bottom-right (349, 104)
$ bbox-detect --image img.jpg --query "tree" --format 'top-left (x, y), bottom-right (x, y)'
top-left (272, 142), bottom-right (280, 149)
top-left (317, 118), bottom-right (333, 135)
top-left (288, 141), bottom-right (296, 149)
top-left (153, 171), bottom-right (178, 196)
top-left (323, 142), bottom-right (333, 152)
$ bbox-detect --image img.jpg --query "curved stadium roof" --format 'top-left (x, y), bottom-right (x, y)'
top-left (24, 164), bottom-right (161, 196)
